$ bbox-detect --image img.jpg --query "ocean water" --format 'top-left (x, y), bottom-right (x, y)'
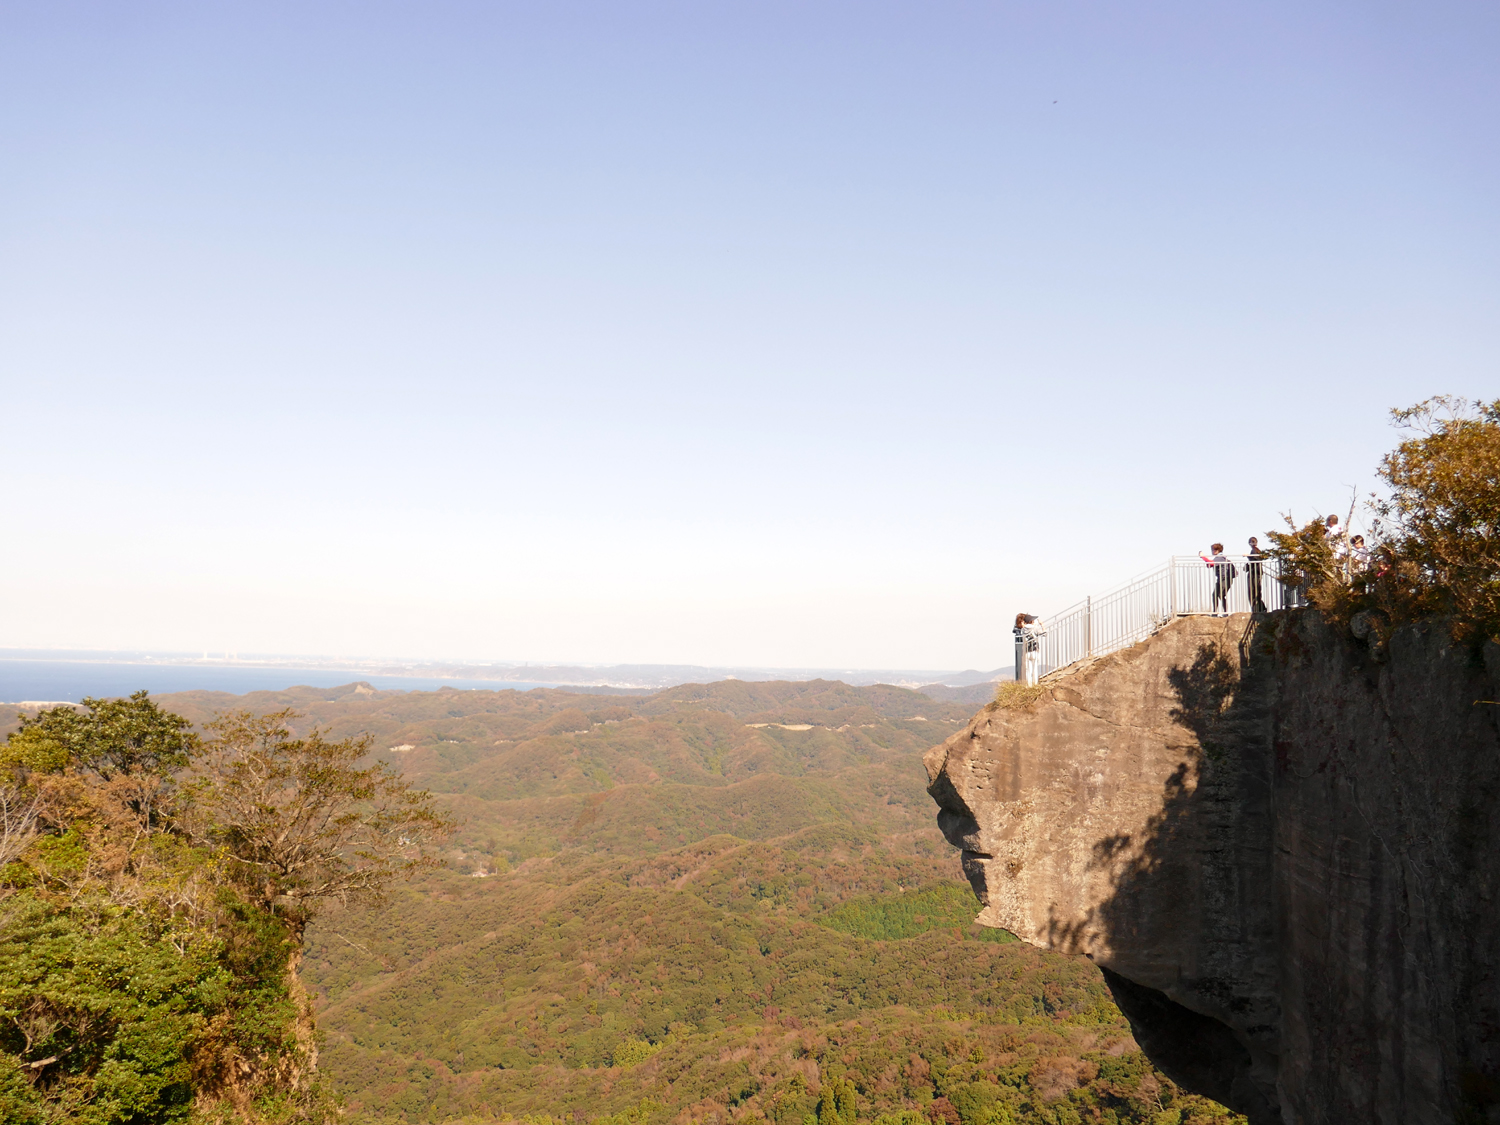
top-left (0, 661), bottom-right (558, 703)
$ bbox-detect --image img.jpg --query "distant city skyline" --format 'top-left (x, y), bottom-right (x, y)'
top-left (3, 1), bottom-right (1497, 668)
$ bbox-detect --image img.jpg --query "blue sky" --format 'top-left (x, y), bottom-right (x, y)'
top-left (2, 1), bottom-right (1496, 668)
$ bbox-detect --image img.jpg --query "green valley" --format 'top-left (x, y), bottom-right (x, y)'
top-left (1, 679), bottom-right (1242, 1124)
top-left (150, 679), bottom-right (1243, 1125)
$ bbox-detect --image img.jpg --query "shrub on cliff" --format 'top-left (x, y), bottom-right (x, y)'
top-left (0, 696), bottom-right (452, 1124)
top-left (1374, 396), bottom-right (1500, 643)
top-left (1271, 395), bottom-right (1500, 645)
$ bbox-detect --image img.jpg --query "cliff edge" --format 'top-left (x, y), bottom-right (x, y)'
top-left (924, 612), bottom-right (1500, 1125)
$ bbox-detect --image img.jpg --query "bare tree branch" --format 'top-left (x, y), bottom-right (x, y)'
top-left (0, 779), bottom-right (42, 869)
top-left (188, 710), bottom-right (456, 927)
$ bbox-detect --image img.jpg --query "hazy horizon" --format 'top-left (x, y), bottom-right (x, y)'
top-left (4, 1), bottom-right (1497, 668)
top-left (0, 647), bottom-right (1011, 704)
top-left (0, 647), bottom-right (1007, 677)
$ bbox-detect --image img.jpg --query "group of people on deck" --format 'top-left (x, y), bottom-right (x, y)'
top-left (1011, 514), bottom-right (1377, 684)
top-left (1198, 538), bottom-right (1268, 616)
top-left (1199, 514), bottom-right (1373, 616)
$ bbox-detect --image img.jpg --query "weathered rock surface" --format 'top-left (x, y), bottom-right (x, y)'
top-left (924, 612), bottom-right (1500, 1124)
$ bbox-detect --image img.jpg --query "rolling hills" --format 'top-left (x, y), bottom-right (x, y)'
top-left (5, 679), bottom-right (1241, 1124)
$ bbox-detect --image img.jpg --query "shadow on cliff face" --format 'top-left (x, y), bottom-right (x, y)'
top-left (1087, 625), bottom-right (1285, 1125)
top-left (1086, 639), bottom-right (1244, 946)
top-left (934, 614), bottom-right (1500, 1123)
top-left (1166, 639), bottom-right (1245, 756)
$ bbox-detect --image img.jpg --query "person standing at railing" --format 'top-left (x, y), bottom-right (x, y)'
top-left (1325, 514), bottom-right (1364, 580)
top-left (1014, 613), bottom-right (1044, 685)
top-left (1322, 513), bottom-right (1346, 552)
top-left (1246, 537), bottom-right (1268, 613)
top-left (1346, 534), bottom-right (1373, 585)
top-left (1199, 543), bottom-right (1238, 616)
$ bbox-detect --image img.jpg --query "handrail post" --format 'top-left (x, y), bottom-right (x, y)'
top-left (1085, 596), bottom-right (1093, 658)
top-left (1168, 556), bottom-right (1177, 618)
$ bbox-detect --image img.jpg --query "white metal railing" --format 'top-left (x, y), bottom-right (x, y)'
top-left (1014, 555), bottom-right (1305, 683)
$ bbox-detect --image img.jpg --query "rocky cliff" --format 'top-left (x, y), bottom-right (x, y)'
top-left (924, 612), bottom-right (1500, 1124)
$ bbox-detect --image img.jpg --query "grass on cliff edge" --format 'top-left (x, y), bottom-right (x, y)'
top-left (991, 682), bottom-right (1049, 710)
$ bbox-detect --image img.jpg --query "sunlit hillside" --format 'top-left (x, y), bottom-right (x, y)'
top-left (101, 679), bottom-right (1243, 1125)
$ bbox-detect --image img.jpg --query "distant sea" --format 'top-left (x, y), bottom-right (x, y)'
top-left (0, 661), bottom-right (558, 703)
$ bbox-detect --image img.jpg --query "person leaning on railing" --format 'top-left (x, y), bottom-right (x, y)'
top-left (1199, 543), bottom-right (1238, 617)
top-left (1246, 537), bottom-right (1268, 613)
top-left (1322, 513), bottom-right (1344, 546)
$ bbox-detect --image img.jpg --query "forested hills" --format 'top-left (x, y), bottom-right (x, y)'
top-left (145, 679), bottom-right (1236, 1124)
top-left (1, 679), bottom-right (1241, 1124)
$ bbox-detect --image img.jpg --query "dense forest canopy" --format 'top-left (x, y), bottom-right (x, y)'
top-left (1, 681), bottom-right (1246, 1125)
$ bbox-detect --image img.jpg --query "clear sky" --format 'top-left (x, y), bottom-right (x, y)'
top-left (2, 1), bottom-right (1496, 670)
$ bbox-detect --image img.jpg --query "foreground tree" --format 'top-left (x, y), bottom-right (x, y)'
top-left (1270, 395), bottom-right (1500, 645)
top-left (189, 709), bottom-right (456, 931)
top-left (1374, 395), bottom-right (1500, 642)
top-left (4, 691), bottom-right (197, 831)
top-left (1, 698), bottom-right (453, 1124)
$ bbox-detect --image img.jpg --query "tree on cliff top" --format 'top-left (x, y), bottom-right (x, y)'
top-left (189, 709), bottom-right (456, 930)
top-left (1270, 395), bottom-right (1500, 643)
top-left (1375, 396), bottom-right (1500, 641)
top-left (7, 691), bottom-right (197, 782)
top-left (1, 698), bottom-right (453, 1124)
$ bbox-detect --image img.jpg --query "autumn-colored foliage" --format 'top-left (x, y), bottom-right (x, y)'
top-left (1269, 395), bottom-right (1500, 645)
top-left (1374, 396), bottom-right (1500, 643)
top-left (189, 709), bottom-right (455, 928)
top-left (0, 697), bottom-right (451, 1124)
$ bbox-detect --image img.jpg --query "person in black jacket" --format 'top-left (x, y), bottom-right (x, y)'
top-left (1246, 536), bottom-right (1268, 613)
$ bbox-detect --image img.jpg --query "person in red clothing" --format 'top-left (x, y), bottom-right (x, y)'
top-left (1199, 543), bottom-right (1238, 616)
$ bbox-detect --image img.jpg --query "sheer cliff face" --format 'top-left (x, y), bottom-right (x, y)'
top-left (925, 614), bottom-right (1500, 1125)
